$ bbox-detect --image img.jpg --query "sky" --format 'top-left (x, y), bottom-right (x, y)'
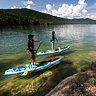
top-left (0, 0), bottom-right (96, 20)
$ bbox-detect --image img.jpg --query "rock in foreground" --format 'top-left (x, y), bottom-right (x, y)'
top-left (46, 70), bottom-right (96, 96)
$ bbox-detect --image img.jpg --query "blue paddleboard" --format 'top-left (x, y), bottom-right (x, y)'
top-left (5, 57), bottom-right (64, 75)
top-left (37, 45), bottom-right (70, 56)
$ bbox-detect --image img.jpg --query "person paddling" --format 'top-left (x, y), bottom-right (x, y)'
top-left (28, 34), bottom-right (42, 67)
top-left (51, 31), bottom-right (58, 51)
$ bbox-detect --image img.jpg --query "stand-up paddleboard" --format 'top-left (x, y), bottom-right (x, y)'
top-left (5, 57), bottom-right (64, 75)
top-left (37, 45), bottom-right (70, 56)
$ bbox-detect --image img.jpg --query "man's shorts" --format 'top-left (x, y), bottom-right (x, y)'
top-left (51, 40), bottom-right (54, 43)
top-left (28, 51), bottom-right (35, 60)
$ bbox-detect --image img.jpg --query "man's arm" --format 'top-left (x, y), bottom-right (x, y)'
top-left (34, 40), bottom-right (42, 43)
top-left (30, 47), bottom-right (37, 52)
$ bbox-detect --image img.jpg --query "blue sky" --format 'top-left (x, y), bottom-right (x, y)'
top-left (0, 0), bottom-right (96, 19)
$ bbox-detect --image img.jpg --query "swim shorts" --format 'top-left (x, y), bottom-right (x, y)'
top-left (51, 40), bottom-right (54, 43)
top-left (28, 51), bottom-right (35, 60)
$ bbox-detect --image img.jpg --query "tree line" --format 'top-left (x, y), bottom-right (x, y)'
top-left (0, 9), bottom-right (96, 26)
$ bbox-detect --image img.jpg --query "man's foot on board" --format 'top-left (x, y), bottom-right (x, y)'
top-left (52, 49), bottom-right (55, 52)
top-left (32, 65), bottom-right (37, 67)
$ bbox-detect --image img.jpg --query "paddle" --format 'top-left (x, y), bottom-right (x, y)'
top-left (58, 47), bottom-right (61, 52)
top-left (36, 42), bottom-right (42, 53)
top-left (22, 42), bottom-right (42, 76)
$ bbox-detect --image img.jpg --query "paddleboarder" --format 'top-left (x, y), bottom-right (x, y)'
top-left (51, 31), bottom-right (58, 51)
top-left (28, 34), bottom-right (42, 67)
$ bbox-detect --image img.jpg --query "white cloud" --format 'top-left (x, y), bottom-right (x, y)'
top-left (82, 9), bottom-right (87, 14)
top-left (11, 0), bottom-right (35, 9)
top-left (26, 5), bottom-right (31, 9)
top-left (52, 1), bottom-right (87, 18)
top-left (52, 9), bottom-right (59, 16)
top-left (22, 0), bottom-right (35, 9)
top-left (11, 6), bottom-right (22, 9)
top-left (58, 4), bottom-right (69, 15)
top-left (78, 0), bottom-right (85, 5)
top-left (46, 4), bottom-right (52, 11)
top-left (40, 10), bottom-right (47, 13)
top-left (85, 12), bottom-right (96, 20)
top-left (40, 0), bottom-right (96, 20)
top-left (53, 4), bottom-right (55, 7)
top-left (22, 0), bottom-right (35, 6)
top-left (41, 0), bottom-right (96, 19)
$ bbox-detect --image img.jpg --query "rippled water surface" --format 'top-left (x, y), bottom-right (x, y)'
top-left (0, 24), bottom-right (96, 56)
top-left (0, 24), bottom-right (96, 96)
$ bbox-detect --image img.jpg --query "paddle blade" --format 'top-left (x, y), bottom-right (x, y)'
top-left (58, 47), bottom-right (61, 52)
top-left (22, 67), bottom-right (29, 76)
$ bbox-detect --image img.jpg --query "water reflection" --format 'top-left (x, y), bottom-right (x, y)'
top-left (0, 24), bottom-right (96, 56)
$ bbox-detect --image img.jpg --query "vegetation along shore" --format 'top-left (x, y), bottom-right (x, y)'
top-left (0, 8), bottom-right (96, 26)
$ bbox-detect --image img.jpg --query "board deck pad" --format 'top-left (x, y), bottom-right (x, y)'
top-left (5, 57), bottom-right (64, 75)
top-left (37, 45), bottom-right (70, 55)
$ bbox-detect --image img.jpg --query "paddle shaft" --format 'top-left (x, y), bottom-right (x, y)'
top-left (36, 43), bottom-right (42, 52)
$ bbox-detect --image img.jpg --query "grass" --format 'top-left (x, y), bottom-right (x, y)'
top-left (0, 47), bottom-right (96, 96)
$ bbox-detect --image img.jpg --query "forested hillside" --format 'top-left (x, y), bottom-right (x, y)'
top-left (0, 8), bottom-right (96, 26)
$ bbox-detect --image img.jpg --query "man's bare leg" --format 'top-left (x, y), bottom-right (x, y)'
top-left (52, 43), bottom-right (54, 51)
top-left (32, 59), bottom-right (37, 67)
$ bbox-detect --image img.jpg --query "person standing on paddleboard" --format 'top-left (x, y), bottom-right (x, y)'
top-left (28, 34), bottom-right (42, 67)
top-left (51, 31), bottom-right (58, 51)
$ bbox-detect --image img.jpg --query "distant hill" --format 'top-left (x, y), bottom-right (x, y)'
top-left (0, 8), bottom-right (96, 26)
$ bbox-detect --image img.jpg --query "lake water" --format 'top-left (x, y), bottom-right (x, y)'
top-left (0, 24), bottom-right (96, 57)
top-left (0, 24), bottom-right (96, 67)
top-left (0, 24), bottom-right (96, 95)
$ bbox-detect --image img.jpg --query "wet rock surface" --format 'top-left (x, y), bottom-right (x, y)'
top-left (46, 70), bottom-right (96, 96)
